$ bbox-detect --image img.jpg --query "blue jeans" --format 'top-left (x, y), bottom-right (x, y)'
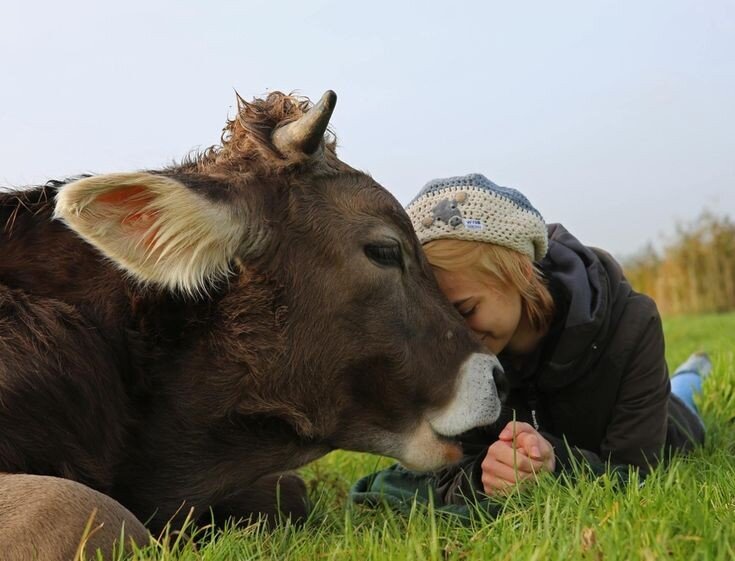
top-left (670, 353), bottom-right (710, 421)
top-left (670, 372), bottom-right (703, 416)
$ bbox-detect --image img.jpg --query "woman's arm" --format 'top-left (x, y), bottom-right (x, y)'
top-left (539, 309), bottom-right (671, 485)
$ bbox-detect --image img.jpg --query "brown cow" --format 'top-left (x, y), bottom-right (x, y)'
top-left (0, 90), bottom-right (505, 559)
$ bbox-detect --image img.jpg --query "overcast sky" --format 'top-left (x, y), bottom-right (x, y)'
top-left (1, 0), bottom-right (733, 258)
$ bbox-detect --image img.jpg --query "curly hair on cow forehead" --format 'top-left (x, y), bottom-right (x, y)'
top-left (193, 91), bottom-right (339, 174)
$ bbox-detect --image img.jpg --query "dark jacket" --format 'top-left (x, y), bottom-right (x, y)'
top-left (351, 224), bottom-right (704, 510)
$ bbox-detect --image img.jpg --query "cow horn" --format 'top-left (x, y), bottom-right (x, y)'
top-left (272, 90), bottom-right (337, 157)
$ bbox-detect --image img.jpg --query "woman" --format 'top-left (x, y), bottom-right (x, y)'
top-left (352, 173), bottom-right (707, 507)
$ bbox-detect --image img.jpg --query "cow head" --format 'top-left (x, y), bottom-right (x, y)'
top-left (53, 91), bottom-right (506, 472)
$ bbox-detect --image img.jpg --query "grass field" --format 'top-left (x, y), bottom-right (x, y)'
top-left (122, 313), bottom-right (735, 561)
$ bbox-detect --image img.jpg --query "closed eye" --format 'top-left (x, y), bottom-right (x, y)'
top-left (365, 244), bottom-right (403, 268)
top-left (453, 297), bottom-right (477, 318)
top-left (458, 306), bottom-right (476, 318)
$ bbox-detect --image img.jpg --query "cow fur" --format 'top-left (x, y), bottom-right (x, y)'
top-left (0, 91), bottom-right (496, 558)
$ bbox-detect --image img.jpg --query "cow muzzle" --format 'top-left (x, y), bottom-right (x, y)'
top-left (429, 353), bottom-right (504, 437)
top-left (398, 353), bottom-right (504, 472)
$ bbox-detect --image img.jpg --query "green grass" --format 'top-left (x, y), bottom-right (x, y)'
top-left (122, 313), bottom-right (735, 561)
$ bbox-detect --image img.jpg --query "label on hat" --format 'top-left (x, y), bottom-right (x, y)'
top-left (463, 218), bottom-right (483, 231)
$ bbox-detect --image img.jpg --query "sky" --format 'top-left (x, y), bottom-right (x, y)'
top-left (1, 0), bottom-right (733, 258)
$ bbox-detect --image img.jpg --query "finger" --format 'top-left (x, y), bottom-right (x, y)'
top-left (487, 439), bottom-right (527, 464)
top-left (498, 421), bottom-right (537, 440)
top-left (494, 439), bottom-right (543, 470)
top-left (538, 436), bottom-right (554, 459)
top-left (516, 433), bottom-right (543, 460)
top-left (484, 442), bottom-right (534, 474)
top-left (482, 473), bottom-right (539, 496)
top-left (481, 457), bottom-right (536, 485)
top-left (517, 432), bottom-right (554, 461)
top-left (490, 440), bottom-right (544, 473)
top-left (515, 434), bottom-right (555, 473)
top-left (481, 473), bottom-right (516, 495)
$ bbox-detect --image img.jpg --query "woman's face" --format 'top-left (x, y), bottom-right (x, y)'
top-left (433, 268), bottom-right (522, 355)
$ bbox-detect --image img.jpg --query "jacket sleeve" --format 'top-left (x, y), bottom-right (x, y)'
top-left (432, 440), bottom-right (491, 505)
top-left (545, 308), bottom-right (671, 482)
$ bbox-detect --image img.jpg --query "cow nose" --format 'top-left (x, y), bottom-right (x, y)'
top-left (492, 363), bottom-right (509, 403)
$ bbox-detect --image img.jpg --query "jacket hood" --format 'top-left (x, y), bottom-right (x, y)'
top-left (534, 223), bottom-right (630, 390)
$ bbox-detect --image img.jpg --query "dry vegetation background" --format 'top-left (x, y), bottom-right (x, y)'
top-left (623, 211), bottom-right (735, 316)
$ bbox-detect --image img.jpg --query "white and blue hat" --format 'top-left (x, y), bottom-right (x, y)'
top-left (406, 173), bottom-right (548, 261)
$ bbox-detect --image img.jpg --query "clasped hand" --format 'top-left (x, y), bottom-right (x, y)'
top-left (480, 421), bottom-right (555, 495)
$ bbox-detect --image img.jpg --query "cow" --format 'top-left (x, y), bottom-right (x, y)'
top-left (0, 90), bottom-right (506, 559)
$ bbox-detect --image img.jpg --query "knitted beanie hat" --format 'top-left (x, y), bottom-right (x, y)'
top-left (406, 173), bottom-right (548, 261)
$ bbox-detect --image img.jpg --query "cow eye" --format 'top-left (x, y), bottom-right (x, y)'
top-left (365, 243), bottom-right (403, 268)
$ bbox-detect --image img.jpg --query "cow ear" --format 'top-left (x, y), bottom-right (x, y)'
top-left (54, 172), bottom-right (245, 295)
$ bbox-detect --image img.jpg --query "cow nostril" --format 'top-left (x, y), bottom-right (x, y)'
top-left (492, 365), bottom-right (509, 403)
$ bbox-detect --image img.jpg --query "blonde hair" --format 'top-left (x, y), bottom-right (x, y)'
top-left (424, 239), bottom-right (555, 332)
